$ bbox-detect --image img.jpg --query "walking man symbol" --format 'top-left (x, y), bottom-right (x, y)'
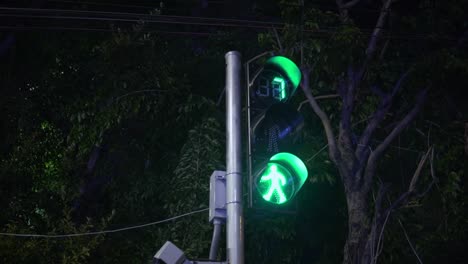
top-left (260, 164), bottom-right (287, 204)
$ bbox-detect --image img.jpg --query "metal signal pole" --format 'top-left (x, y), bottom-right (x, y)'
top-left (225, 51), bottom-right (244, 264)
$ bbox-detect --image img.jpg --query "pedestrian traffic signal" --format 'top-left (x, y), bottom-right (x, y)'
top-left (246, 55), bottom-right (308, 207)
top-left (256, 152), bottom-right (308, 205)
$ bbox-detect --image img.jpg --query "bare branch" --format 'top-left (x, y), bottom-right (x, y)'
top-left (366, 0), bottom-right (393, 56)
top-left (372, 152), bottom-right (435, 264)
top-left (272, 27), bottom-right (283, 53)
top-left (378, 39), bottom-right (390, 61)
top-left (430, 146), bottom-right (436, 181)
top-left (248, 67), bottom-right (264, 87)
top-left (378, 146), bottom-right (433, 219)
top-left (216, 86), bottom-right (226, 106)
top-left (370, 184), bottom-right (390, 263)
top-left (374, 203), bottom-right (391, 264)
top-left (398, 219), bottom-right (424, 264)
top-left (336, 0), bottom-right (361, 21)
top-left (339, 0), bottom-right (362, 9)
top-left (417, 147), bottom-right (437, 197)
top-left (301, 68), bottom-right (340, 163)
top-left (115, 89), bottom-right (168, 102)
top-left (363, 89), bottom-right (427, 192)
top-left (373, 176), bottom-right (423, 264)
top-left (372, 90), bottom-right (426, 160)
top-left (297, 94), bottom-right (340, 111)
top-left (338, 0), bottom-right (393, 85)
top-left (356, 71), bottom-right (410, 162)
top-left (409, 146), bottom-right (432, 192)
top-left (306, 143), bottom-right (329, 163)
top-left (366, 0), bottom-right (393, 59)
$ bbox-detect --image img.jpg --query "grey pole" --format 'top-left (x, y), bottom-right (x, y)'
top-left (225, 51), bottom-right (244, 264)
top-left (209, 219), bottom-right (223, 260)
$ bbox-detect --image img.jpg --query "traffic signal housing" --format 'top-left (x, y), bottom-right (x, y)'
top-left (256, 152), bottom-right (308, 205)
top-left (247, 55), bottom-right (308, 208)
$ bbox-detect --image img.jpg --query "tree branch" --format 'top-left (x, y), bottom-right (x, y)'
top-left (336, 0), bottom-right (361, 21)
top-left (272, 27), bottom-right (283, 53)
top-left (366, 0), bottom-right (393, 58)
top-left (381, 145), bottom-right (433, 216)
top-left (356, 71), bottom-right (410, 162)
top-left (297, 94), bottom-right (340, 111)
top-left (363, 89), bottom-right (427, 192)
top-left (378, 38), bottom-right (390, 61)
top-left (408, 146), bottom-right (432, 192)
top-left (371, 146), bottom-right (433, 263)
top-left (370, 184), bottom-right (390, 263)
top-left (115, 89), bottom-right (168, 102)
top-left (338, 0), bottom-right (361, 9)
top-left (398, 219), bottom-right (424, 264)
top-left (301, 68), bottom-right (340, 163)
top-left (339, 67), bottom-right (357, 147)
top-left (417, 147), bottom-right (437, 198)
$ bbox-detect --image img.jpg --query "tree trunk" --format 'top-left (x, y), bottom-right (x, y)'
top-left (343, 191), bottom-right (372, 264)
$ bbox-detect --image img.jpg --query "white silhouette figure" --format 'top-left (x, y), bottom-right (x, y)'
top-left (260, 164), bottom-right (287, 203)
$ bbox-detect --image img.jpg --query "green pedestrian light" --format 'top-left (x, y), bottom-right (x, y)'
top-left (247, 54), bottom-right (308, 209)
top-left (256, 152), bottom-right (308, 205)
top-left (260, 164), bottom-right (288, 204)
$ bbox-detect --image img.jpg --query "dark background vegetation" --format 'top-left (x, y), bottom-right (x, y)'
top-left (0, 0), bottom-right (466, 263)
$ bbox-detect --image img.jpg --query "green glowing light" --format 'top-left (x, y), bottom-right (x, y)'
top-left (260, 164), bottom-right (287, 204)
top-left (266, 56), bottom-right (302, 93)
top-left (272, 76), bottom-right (286, 101)
top-left (257, 152), bottom-right (308, 205)
top-left (270, 152), bottom-right (308, 187)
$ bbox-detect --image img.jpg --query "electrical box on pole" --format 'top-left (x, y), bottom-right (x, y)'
top-left (209, 171), bottom-right (226, 223)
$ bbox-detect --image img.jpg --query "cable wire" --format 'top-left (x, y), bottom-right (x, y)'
top-left (0, 6), bottom-right (449, 37)
top-left (47, 0), bottom-right (159, 10)
top-left (0, 208), bottom-right (208, 238)
top-left (0, 26), bottom-right (214, 36)
top-left (0, 6), bottom-right (459, 38)
top-left (0, 6), bottom-right (285, 26)
top-left (0, 6), bottom-right (378, 35)
top-left (0, 7), bottom-right (460, 42)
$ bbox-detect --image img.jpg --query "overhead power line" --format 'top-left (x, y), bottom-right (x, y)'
top-left (0, 208), bottom-right (208, 238)
top-left (0, 25), bottom-right (214, 36)
top-left (0, 7), bottom-right (286, 27)
top-left (0, 7), bottom-right (460, 42)
top-left (47, 0), bottom-right (160, 10)
top-left (0, 13), bottom-right (282, 30)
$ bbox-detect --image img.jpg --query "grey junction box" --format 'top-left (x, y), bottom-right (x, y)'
top-left (209, 170), bottom-right (227, 223)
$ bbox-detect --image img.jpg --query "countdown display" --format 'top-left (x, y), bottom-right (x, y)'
top-left (251, 56), bottom-right (302, 109)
